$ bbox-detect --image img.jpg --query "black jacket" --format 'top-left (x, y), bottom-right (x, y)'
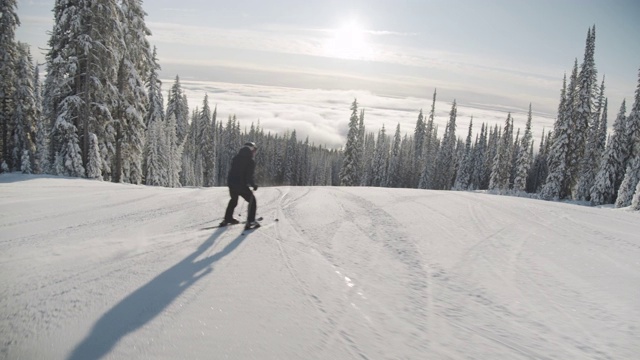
top-left (227, 146), bottom-right (256, 187)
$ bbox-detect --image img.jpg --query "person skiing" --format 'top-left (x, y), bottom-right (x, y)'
top-left (221, 142), bottom-right (260, 229)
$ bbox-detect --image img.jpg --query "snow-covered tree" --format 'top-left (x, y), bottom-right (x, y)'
top-left (33, 65), bottom-right (48, 174)
top-left (470, 123), bottom-right (488, 190)
top-left (165, 112), bottom-right (182, 187)
top-left (528, 130), bottom-right (549, 193)
top-left (371, 125), bottom-right (389, 187)
top-left (386, 123), bottom-right (402, 188)
top-left (340, 99), bottom-right (360, 186)
top-left (575, 77), bottom-right (606, 200)
top-left (283, 130), bottom-right (298, 185)
top-left (590, 100), bottom-right (628, 205)
top-left (454, 117), bottom-right (474, 190)
top-left (631, 180), bottom-right (640, 210)
top-left (432, 100), bottom-right (457, 190)
top-left (412, 109), bottom-right (426, 187)
top-left (418, 90), bottom-right (439, 189)
top-left (570, 26), bottom-right (598, 191)
top-left (489, 113), bottom-right (514, 192)
top-left (11, 43), bottom-right (37, 172)
top-left (0, 0), bottom-right (19, 171)
top-left (166, 75), bottom-right (190, 145)
top-left (614, 68), bottom-right (640, 207)
top-left (86, 132), bottom-right (102, 180)
top-left (143, 46), bottom-right (165, 184)
top-left (541, 71), bottom-right (574, 200)
top-left (513, 105), bottom-right (533, 193)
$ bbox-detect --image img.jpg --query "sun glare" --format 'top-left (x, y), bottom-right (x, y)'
top-left (323, 20), bottom-right (373, 60)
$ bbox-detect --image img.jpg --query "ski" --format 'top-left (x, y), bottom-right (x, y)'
top-left (200, 217), bottom-right (263, 231)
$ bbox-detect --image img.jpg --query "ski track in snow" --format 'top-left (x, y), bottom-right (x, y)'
top-left (1, 175), bottom-right (639, 359)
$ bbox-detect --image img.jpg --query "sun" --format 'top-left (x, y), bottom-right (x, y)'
top-left (323, 20), bottom-right (373, 60)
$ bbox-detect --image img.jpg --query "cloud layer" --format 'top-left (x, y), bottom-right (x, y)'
top-left (163, 80), bottom-right (556, 150)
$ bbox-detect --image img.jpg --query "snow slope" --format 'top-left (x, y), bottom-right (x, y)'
top-left (1, 174), bottom-right (639, 359)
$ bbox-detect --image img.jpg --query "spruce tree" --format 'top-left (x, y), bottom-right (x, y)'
top-left (34, 65), bottom-right (49, 174)
top-left (575, 77), bottom-right (606, 200)
top-left (371, 125), bottom-right (389, 187)
top-left (513, 105), bottom-right (533, 193)
top-left (454, 117), bottom-right (474, 190)
top-left (413, 109), bottom-right (426, 187)
top-left (419, 90), bottom-right (438, 189)
top-left (166, 75), bottom-right (190, 146)
top-left (489, 113), bottom-right (513, 191)
top-left (614, 68), bottom-right (640, 207)
top-left (143, 46), bottom-right (164, 184)
top-left (386, 123), bottom-right (402, 188)
top-left (11, 43), bottom-right (37, 172)
top-left (340, 99), bottom-right (360, 186)
top-left (570, 26), bottom-right (598, 194)
top-left (541, 72), bottom-right (573, 200)
top-left (433, 100), bottom-right (457, 190)
top-left (0, 0), bottom-right (19, 171)
top-left (590, 101), bottom-right (628, 205)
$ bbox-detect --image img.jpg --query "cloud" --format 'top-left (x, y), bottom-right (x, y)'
top-left (162, 80), bottom-right (556, 150)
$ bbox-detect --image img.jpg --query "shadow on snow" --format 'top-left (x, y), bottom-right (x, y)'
top-left (67, 227), bottom-right (247, 360)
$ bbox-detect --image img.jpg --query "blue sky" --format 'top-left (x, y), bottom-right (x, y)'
top-left (14, 0), bottom-right (640, 148)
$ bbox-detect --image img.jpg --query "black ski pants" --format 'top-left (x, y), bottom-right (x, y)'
top-left (224, 185), bottom-right (256, 222)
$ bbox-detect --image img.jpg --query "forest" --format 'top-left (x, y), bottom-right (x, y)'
top-left (1, 1), bottom-right (639, 209)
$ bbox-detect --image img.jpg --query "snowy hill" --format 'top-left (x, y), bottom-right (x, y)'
top-left (1, 174), bottom-right (639, 360)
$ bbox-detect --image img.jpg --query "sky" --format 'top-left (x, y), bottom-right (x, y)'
top-left (2, 174), bottom-right (640, 358)
top-left (14, 0), bottom-right (640, 148)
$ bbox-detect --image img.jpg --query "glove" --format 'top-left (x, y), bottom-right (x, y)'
top-left (253, 185), bottom-right (258, 191)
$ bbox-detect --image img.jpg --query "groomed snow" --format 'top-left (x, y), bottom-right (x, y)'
top-left (1, 174), bottom-right (639, 359)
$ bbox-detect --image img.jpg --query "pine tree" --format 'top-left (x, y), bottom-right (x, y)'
top-left (371, 125), bottom-right (389, 187)
top-left (166, 75), bottom-right (190, 145)
top-left (513, 105), bottom-right (534, 192)
top-left (117, 0), bottom-right (151, 184)
top-left (361, 131), bottom-right (375, 186)
top-left (340, 99), bottom-right (360, 186)
top-left (489, 113), bottom-right (513, 191)
top-left (413, 109), bottom-right (426, 187)
top-left (11, 43), bottom-right (37, 172)
top-left (284, 130), bottom-right (298, 185)
top-left (433, 100), bottom-right (457, 190)
top-left (614, 68), bottom-right (640, 207)
top-left (528, 129), bottom-right (549, 193)
top-left (470, 123), bottom-right (488, 190)
top-left (631, 180), bottom-right (640, 210)
top-left (386, 123), bottom-right (402, 188)
top-left (419, 90), bottom-right (438, 189)
top-left (542, 71), bottom-right (573, 200)
top-left (165, 112), bottom-right (182, 187)
top-left (570, 26), bottom-right (598, 194)
top-left (590, 100), bottom-right (628, 205)
top-left (33, 65), bottom-right (48, 174)
top-left (86, 132), bottom-right (102, 179)
top-left (0, 0), bottom-right (19, 171)
top-left (143, 46), bottom-right (164, 184)
top-left (454, 117), bottom-right (474, 190)
top-left (575, 77), bottom-right (606, 200)
top-left (356, 109), bottom-right (365, 185)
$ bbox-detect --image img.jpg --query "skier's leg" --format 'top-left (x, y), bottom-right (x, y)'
top-left (238, 187), bottom-right (256, 223)
top-left (248, 193), bottom-right (257, 223)
top-left (224, 187), bottom-right (239, 221)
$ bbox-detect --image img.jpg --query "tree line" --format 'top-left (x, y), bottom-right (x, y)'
top-left (1, 2), bottom-right (638, 209)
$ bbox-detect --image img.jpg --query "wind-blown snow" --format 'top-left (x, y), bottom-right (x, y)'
top-left (1, 174), bottom-right (639, 359)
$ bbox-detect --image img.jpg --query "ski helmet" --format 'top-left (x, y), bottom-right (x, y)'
top-left (244, 142), bottom-right (257, 151)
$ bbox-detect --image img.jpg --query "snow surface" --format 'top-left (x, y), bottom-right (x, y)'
top-left (1, 174), bottom-right (639, 360)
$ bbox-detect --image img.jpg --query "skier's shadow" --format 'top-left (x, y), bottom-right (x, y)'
top-left (67, 228), bottom-right (246, 360)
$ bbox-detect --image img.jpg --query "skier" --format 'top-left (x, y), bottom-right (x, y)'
top-left (221, 142), bottom-right (260, 229)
